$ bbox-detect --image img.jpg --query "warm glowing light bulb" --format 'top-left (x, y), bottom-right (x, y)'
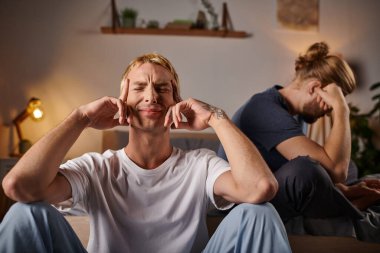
top-left (32, 108), bottom-right (44, 120)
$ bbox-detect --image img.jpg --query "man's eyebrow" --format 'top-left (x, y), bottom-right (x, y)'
top-left (131, 81), bottom-right (147, 86)
top-left (154, 81), bottom-right (171, 87)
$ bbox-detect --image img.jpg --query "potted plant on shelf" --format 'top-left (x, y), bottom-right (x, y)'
top-left (121, 8), bottom-right (138, 28)
top-left (349, 82), bottom-right (380, 177)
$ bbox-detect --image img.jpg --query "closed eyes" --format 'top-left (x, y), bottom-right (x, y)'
top-left (131, 82), bottom-right (172, 93)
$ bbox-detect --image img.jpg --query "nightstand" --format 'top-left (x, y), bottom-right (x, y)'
top-left (0, 157), bottom-right (18, 221)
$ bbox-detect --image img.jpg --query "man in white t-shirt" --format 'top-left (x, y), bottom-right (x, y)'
top-left (1, 53), bottom-right (291, 253)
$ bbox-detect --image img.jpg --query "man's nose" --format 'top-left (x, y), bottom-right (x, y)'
top-left (144, 87), bottom-right (158, 103)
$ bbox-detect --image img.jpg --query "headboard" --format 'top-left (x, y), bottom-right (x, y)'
top-left (102, 130), bottom-right (221, 153)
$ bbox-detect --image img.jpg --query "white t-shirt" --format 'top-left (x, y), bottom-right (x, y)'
top-left (59, 147), bottom-right (232, 253)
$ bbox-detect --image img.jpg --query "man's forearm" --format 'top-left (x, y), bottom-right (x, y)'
top-left (2, 109), bottom-right (88, 201)
top-left (324, 104), bottom-right (351, 182)
top-left (208, 109), bottom-right (278, 202)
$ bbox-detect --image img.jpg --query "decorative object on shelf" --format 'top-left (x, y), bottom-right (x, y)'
top-left (221, 2), bottom-right (233, 31)
top-left (349, 82), bottom-right (380, 177)
top-left (165, 20), bottom-right (193, 30)
top-left (201, 0), bottom-right (219, 30)
top-left (101, 1), bottom-right (250, 38)
top-left (110, 0), bottom-right (121, 31)
top-left (138, 19), bottom-right (147, 28)
top-left (12, 97), bottom-right (44, 155)
top-left (146, 20), bottom-right (159, 29)
top-left (121, 7), bottom-right (138, 28)
top-left (194, 11), bottom-right (207, 29)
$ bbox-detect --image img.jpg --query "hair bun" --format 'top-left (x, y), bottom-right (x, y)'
top-left (295, 42), bottom-right (329, 71)
top-left (306, 42), bottom-right (329, 60)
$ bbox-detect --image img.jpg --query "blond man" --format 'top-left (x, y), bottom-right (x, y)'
top-left (1, 53), bottom-right (291, 253)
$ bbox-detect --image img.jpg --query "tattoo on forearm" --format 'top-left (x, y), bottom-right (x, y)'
top-left (203, 105), bottom-right (226, 119)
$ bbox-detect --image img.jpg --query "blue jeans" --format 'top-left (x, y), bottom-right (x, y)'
top-left (0, 202), bottom-right (291, 253)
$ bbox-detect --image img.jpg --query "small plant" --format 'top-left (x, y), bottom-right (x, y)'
top-left (121, 8), bottom-right (138, 28)
top-left (349, 82), bottom-right (380, 177)
top-left (122, 8), bottom-right (138, 19)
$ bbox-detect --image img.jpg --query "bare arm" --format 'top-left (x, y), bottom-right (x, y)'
top-left (2, 96), bottom-right (127, 203)
top-left (165, 98), bottom-right (278, 204)
top-left (277, 84), bottom-right (351, 183)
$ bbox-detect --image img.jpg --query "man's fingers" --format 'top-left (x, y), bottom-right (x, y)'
top-left (170, 102), bottom-right (183, 128)
top-left (174, 102), bottom-right (182, 123)
top-left (165, 99), bottom-right (195, 129)
top-left (164, 107), bottom-right (173, 127)
top-left (314, 87), bottom-right (326, 97)
top-left (115, 98), bottom-right (130, 126)
top-left (173, 105), bottom-right (180, 128)
top-left (116, 99), bottom-right (125, 125)
top-left (165, 106), bottom-right (190, 130)
top-left (119, 78), bottom-right (129, 102)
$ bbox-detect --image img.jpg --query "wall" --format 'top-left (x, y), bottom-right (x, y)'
top-left (1, 0), bottom-right (379, 159)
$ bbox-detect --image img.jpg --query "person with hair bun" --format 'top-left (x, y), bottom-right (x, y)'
top-left (218, 42), bottom-right (380, 241)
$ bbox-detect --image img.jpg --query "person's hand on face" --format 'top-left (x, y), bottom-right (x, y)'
top-left (314, 83), bottom-right (347, 112)
top-left (119, 78), bottom-right (132, 125)
top-left (78, 94), bottom-right (129, 130)
top-left (164, 98), bottom-right (222, 131)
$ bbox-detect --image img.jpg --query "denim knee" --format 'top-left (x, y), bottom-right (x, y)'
top-left (1, 202), bottom-right (87, 253)
top-left (231, 202), bottom-right (280, 221)
top-left (8, 201), bottom-right (55, 216)
top-left (4, 201), bottom-right (60, 227)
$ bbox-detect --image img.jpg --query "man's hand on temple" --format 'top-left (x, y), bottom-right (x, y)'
top-left (78, 96), bottom-right (129, 130)
top-left (164, 98), bottom-right (225, 131)
top-left (315, 83), bottom-right (349, 113)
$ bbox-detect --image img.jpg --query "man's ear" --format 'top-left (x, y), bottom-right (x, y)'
top-left (307, 80), bottom-right (322, 94)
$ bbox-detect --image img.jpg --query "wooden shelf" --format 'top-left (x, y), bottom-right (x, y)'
top-left (100, 27), bottom-right (251, 38)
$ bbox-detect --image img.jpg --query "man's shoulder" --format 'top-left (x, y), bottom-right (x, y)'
top-left (251, 86), bottom-right (282, 103)
top-left (239, 86), bottom-right (284, 117)
top-left (62, 149), bottom-right (124, 171)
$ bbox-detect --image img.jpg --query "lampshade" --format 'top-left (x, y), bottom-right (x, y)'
top-left (12, 97), bottom-right (44, 155)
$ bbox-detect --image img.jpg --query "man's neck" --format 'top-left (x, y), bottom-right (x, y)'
top-left (124, 128), bottom-right (173, 170)
top-left (278, 82), bottom-right (303, 115)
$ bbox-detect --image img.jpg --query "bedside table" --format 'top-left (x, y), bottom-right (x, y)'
top-left (0, 157), bottom-right (18, 221)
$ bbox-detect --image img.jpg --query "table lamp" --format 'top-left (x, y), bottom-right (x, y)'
top-left (12, 97), bottom-right (44, 155)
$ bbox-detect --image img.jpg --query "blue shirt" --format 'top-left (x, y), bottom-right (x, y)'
top-left (218, 86), bottom-right (304, 172)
